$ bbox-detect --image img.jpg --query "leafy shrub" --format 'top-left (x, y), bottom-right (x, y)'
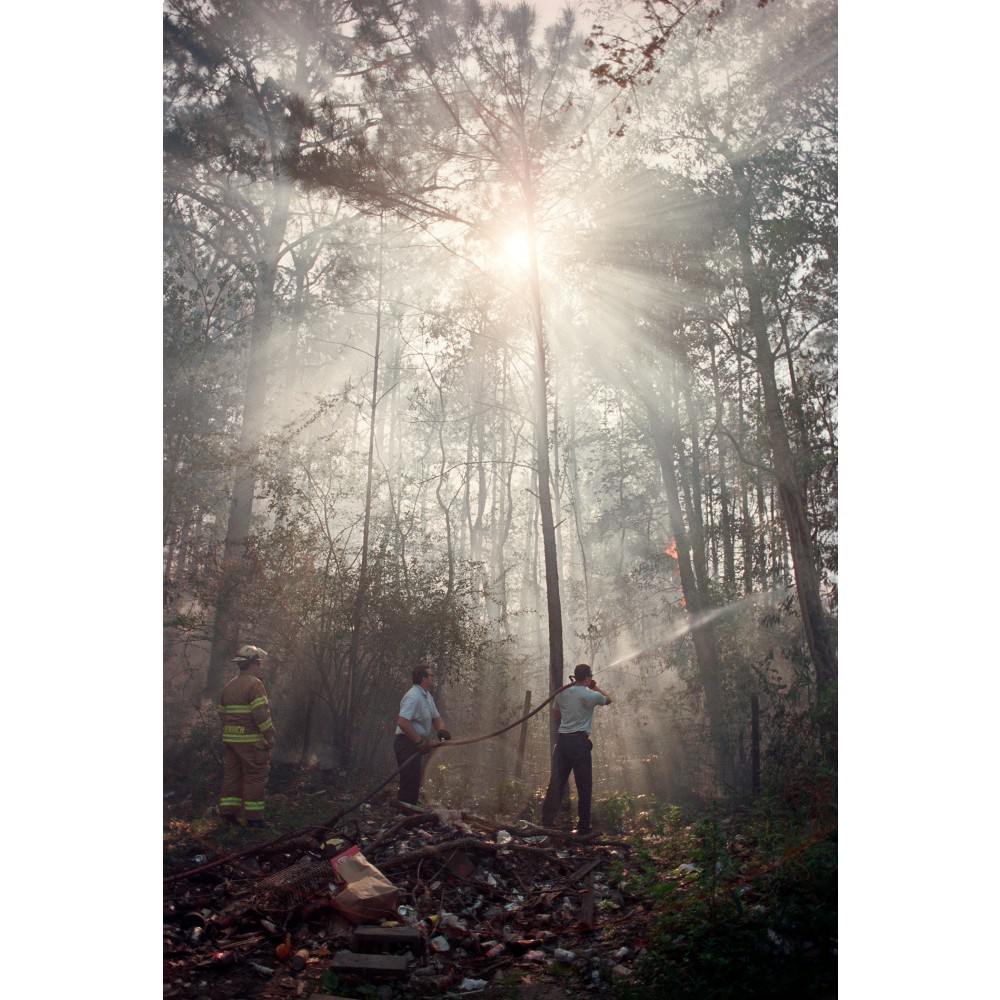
top-left (610, 716), bottom-right (837, 1000)
top-left (593, 791), bottom-right (675, 833)
top-left (164, 699), bottom-right (224, 813)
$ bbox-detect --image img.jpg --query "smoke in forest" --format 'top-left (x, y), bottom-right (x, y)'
top-left (164, 0), bottom-right (837, 807)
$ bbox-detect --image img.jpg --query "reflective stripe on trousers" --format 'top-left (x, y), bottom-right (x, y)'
top-left (218, 742), bottom-right (271, 817)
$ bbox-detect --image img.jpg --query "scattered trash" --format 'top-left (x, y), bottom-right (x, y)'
top-left (164, 801), bottom-right (639, 995)
top-left (440, 845), bottom-right (477, 878)
top-left (329, 845), bottom-right (400, 923)
top-left (438, 910), bottom-right (468, 931)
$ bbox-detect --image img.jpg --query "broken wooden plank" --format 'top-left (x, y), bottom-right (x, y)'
top-left (330, 951), bottom-right (412, 976)
top-left (566, 856), bottom-right (604, 884)
top-left (580, 870), bottom-right (596, 929)
top-left (353, 925), bottom-right (425, 956)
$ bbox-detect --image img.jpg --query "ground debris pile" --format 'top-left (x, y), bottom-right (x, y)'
top-left (163, 803), bottom-right (649, 998)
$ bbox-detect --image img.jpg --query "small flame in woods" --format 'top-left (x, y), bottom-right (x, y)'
top-left (664, 539), bottom-right (685, 606)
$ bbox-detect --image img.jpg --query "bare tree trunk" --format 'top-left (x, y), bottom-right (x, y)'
top-left (563, 367), bottom-right (591, 622)
top-left (467, 322), bottom-right (488, 603)
top-left (709, 342), bottom-right (737, 592)
top-left (735, 338), bottom-right (756, 595)
top-left (647, 397), bottom-right (733, 795)
top-left (490, 349), bottom-right (515, 624)
top-left (345, 215), bottom-right (385, 766)
top-left (525, 219), bottom-right (564, 741)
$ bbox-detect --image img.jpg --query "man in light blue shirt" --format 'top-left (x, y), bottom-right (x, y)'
top-left (540, 663), bottom-right (612, 835)
top-left (393, 663), bottom-right (452, 805)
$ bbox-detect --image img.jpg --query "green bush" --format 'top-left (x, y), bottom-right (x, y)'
top-left (593, 791), bottom-right (675, 833)
top-left (164, 699), bottom-right (223, 813)
top-left (610, 751), bottom-right (836, 1000)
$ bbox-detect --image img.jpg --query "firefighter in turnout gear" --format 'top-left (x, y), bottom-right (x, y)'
top-left (217, 645), bottom-right (276, 827)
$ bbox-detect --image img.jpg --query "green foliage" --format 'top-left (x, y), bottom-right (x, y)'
top-left (176, 496), bottom-right (502, 765)
top-left (592, 790), bottom-right (673, 833)
top-left (612, 790), bottom-right (837, 1000)
top-left (163, 699), bottom-right (224, 813)
top-left (484, 776), bottom-right (527, 818)
top-left (495, 970), bottom-right (522, 1000)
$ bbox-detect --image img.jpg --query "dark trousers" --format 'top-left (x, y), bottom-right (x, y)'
top-left (394, 733), bottom-right (425, 805)
top-left (541, 732), bottom-right (594, 829)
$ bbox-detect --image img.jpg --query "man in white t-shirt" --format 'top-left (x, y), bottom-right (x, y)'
top-left (540, 663), bottom-right (612, 835)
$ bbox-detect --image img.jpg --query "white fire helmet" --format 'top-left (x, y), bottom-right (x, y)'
top-left (232, 644), bottom-right (268, 663)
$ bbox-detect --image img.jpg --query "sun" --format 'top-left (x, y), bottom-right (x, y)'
top-left (500, 228), bottom-right (536, 272)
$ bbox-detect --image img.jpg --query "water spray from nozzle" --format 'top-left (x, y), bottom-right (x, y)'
top-left (603, 589), bottom-right (787, 668)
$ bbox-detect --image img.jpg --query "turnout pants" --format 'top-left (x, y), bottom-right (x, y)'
top-left (219, 742), bottom-right (271, 819)
top-left (541, 732), bottom-right (594, 830)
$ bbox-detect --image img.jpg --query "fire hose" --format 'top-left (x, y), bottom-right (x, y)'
top-left (165, 682), bottom-right (574, 884)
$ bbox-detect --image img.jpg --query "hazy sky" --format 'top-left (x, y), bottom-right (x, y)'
top-left (534, 0), bottom-right (593, 24)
